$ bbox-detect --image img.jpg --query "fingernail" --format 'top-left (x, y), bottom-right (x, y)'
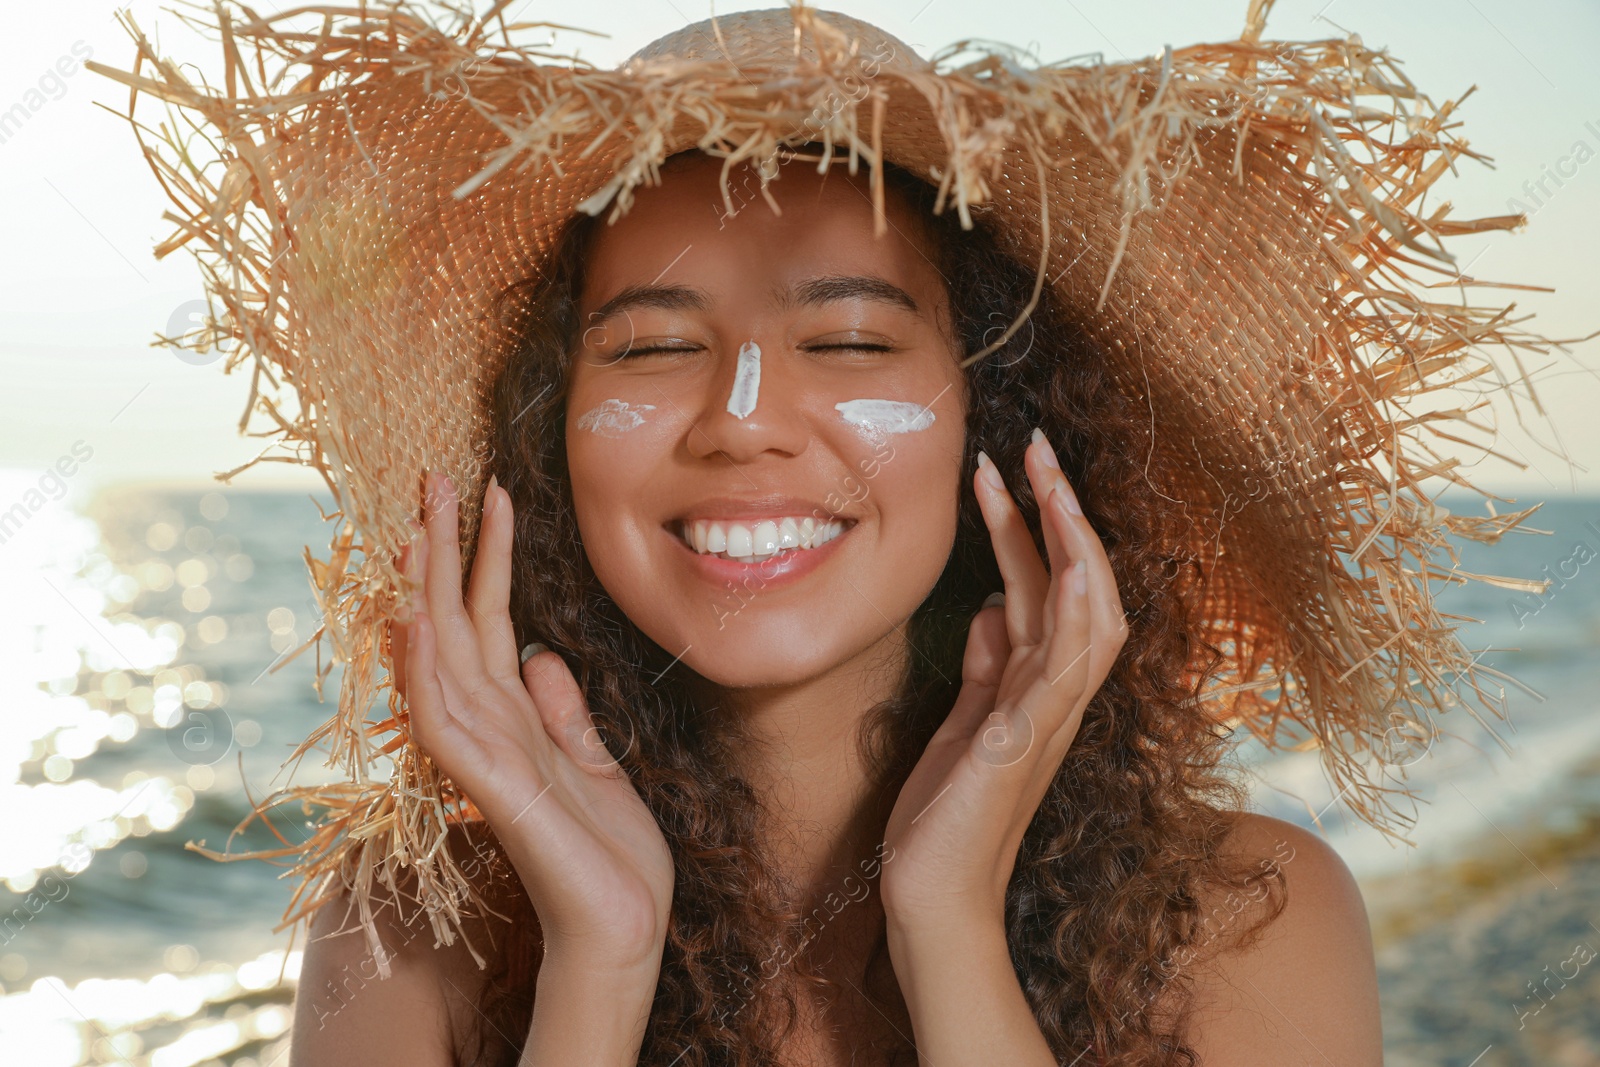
top-left (976, 450), bottom-right (1005, 490)
top-left (1031, 427), bottom-right (1061, 470)
top-left (520, 641), bottom-right (549, 664)
top-left (398, 539), bottom-right (417, 581)
top-left (982, 591), bottom-right (1006, 610)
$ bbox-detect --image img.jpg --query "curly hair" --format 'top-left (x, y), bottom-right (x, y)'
top-left (453, 147), bottom-right (1288, 1066)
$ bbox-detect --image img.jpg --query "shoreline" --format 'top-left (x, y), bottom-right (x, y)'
top-left (1361, 750), bottom-right (1600, 1067)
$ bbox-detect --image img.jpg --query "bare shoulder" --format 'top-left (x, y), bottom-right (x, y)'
top-left (1176, 811), bottom-right (1383, 1067)
top-left (289, 822), bottom-right (525, 1067)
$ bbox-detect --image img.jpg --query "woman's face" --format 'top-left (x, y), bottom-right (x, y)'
top-left (564, 152), bottom-right (967, 691)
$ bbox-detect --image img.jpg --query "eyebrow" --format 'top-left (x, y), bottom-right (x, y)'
top-left (774, 274), bottom-right (921, 315)
top-left (584, 273), bottom-right (920, 329)
top-left (586, 283), bottom-right (711, 328)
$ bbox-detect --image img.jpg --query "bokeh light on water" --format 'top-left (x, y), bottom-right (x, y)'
top-left (1, 478), bottom-right (352, 1065)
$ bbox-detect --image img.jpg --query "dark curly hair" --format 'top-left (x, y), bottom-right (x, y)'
top-left (453, 145), bottom-right (1287, 1066)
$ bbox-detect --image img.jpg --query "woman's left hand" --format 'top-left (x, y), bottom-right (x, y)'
top-left (880, 426), bottom-right (1129, 929)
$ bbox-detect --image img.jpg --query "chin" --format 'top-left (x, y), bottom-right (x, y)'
top-left (661, 611), bottom-right (862, 691)
top-left (621, 578), bottom-right (924, 693)
top-left (681, 601), bottom-right (924, 697)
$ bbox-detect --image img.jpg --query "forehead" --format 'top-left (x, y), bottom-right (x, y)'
top-left (577, 153), bottom-right (945, 311)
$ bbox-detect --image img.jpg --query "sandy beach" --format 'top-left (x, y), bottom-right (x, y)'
top-left (1365, 749), bottom-right (1600, 1067)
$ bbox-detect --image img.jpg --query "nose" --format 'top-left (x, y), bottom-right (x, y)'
top-left (685, 339), bottom-right (812, 464)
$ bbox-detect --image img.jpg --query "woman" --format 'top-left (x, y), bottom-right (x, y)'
top-left (94, 2), bottom-right (1543, 1063)
top-left (289, 143), bottom-right (1381, 1065)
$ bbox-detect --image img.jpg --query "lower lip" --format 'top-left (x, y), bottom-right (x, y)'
top-left (664, 522), bottom-right (854, 590)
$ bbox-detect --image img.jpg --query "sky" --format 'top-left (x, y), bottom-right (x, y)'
top-left (2, 0), bottom-right (1596, 501)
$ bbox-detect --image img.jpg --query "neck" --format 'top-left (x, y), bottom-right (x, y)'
top-left (689, 628), bottom-right (909, 901)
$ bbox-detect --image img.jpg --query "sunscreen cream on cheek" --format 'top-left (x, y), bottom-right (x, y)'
top-left (575, 398), bottom-right (658, 437)
top-left (834, 398), bottom-right (935, 441)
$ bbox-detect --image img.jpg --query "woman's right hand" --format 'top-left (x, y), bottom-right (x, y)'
top-left (389, 471), bottom-right (674, 974)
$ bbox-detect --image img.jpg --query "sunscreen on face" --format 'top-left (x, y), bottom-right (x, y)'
top-left (575, 398), bottom-right (657, 437)
top-left (727, 340), bottom-right (761, 419)
top-left (834, 398), bottom-right (935, 437)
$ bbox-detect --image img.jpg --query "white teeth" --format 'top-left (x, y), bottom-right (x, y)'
top-left (679, 517), bottom-right (848, 562)
top-left (813, 523), bottom-right (843, 549)
top-left (752, 520), bottom-right (780, 555)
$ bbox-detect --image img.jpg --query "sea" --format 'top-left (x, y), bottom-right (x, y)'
top-left (1, 479), bottom-right (1597, 1066)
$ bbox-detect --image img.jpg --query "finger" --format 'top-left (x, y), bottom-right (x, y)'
top-left (521, 650), bottom-right (621, 775)
top-left (394, 536), bottom-right (417, 622)
top-left (931, 597), bottom-right (1011, 748)
top-left (424, 471), bottom-right (488, 687)
top-left (1023, 429), bottom-right (1075, 579)
top-left (962, 595), bottom-right (1011, 690)
top-left (1045, 483), bottom-right (1129, 659)
top-left (407, 548), bottom-right (470, 701)
top-left (1034, 558), bottom-right (1095, 774)
top-left (465, 479), bottom-right (520, 679)
top-left (974, 451), bottom-right (1050, 647)
top-left (389, 535), bottom-right (420, 696)
top-left (406, 610), bottom-right (481, 765)
top-left (1039, 558), bottom-right (1093, 707)
top-left (390, 620), bottom-right (409, 696)
top-left (411, 519), bottom-right (431, 616)
top-left (1029, 429), bottom-right (1129, 641)
top-left (964, 607), bottom-right (1037, 770)
top-left (408, 524), bottom-right (466, 707)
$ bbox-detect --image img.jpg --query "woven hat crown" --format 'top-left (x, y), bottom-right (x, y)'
top-left (626, 7), bottom-right (919, 69)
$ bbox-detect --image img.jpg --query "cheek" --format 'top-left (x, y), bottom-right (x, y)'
top-left (830, 402), bottom-right (964, 548)
top-left (565, 406), bottom-right (674, 575)
top-left (567, 389), bottom-right (672, 462)
top-left (881, 428), bottom-right (964, 535)
top-left (571, 396), bottom-right (661, 438)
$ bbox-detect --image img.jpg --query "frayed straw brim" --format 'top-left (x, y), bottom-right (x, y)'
top-left (89, 0), bottom-right (1575, 964)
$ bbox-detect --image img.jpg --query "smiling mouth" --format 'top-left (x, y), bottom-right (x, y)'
top-left (671, 516), bottom-right (855, 564)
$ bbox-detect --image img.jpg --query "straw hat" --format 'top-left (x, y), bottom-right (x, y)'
top-left (91, 0), bottom-right (1562, 958)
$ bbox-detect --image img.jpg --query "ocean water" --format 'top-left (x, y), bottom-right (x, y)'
top-left (1233, 489), bottom-right (1600, 881)
top-left (0, 481), bottom-right (345, 1066)
top-left (1, 480), bottom-right (1596, 1065)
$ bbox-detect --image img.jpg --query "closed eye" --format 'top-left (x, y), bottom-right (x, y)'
top-left (800, 343), bottom-right (902, 356)
top-left (604, 340), bottom-right (896, 361)
top-left (601, 343), bottom-right (700, 364)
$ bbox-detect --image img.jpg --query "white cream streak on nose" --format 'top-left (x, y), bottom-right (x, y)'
top-left (575, 398), bottom-right (657, 436)
top-left (834, 398), bottom-right (935, 434)
top-left (726, 341), bottom-right (761, 419)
